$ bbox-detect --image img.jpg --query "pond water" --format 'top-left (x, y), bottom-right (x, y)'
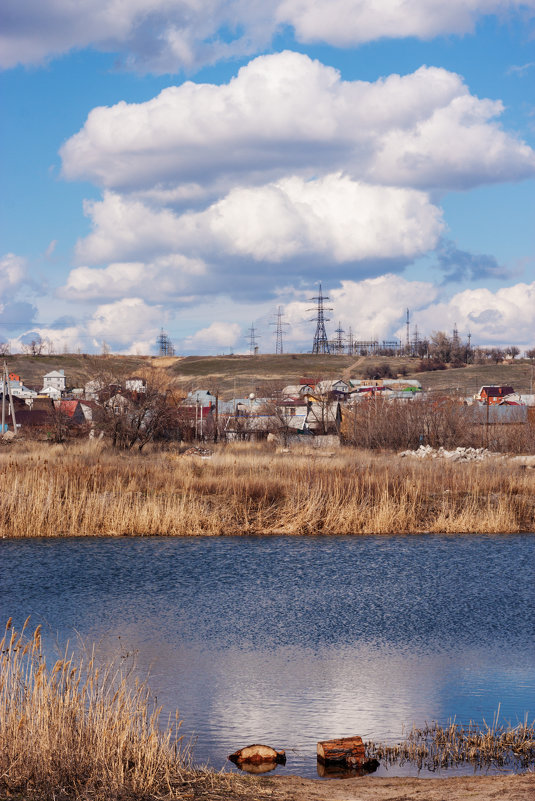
top-left (1, 535), bottom-right (534, 778)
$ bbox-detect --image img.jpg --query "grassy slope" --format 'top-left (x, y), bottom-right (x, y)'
top-left (1, 353), bottom-right (155, 390)
top-left (2, 353), bottom-right (533, 399)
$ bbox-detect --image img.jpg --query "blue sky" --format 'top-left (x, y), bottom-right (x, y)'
top-left (1, 1), bottom-right (534, 354)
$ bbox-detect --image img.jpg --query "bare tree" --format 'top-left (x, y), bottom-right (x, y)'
top-left (22, 336), bottom-right (45, 356)
top-left (93, 369), bottom-right (182, 450)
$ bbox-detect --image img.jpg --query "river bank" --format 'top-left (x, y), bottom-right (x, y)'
top-left (1, 440), bottom-right (534, 537)
top-left (220, 773), bottom-right (535, 801)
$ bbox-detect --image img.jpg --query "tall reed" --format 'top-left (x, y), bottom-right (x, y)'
top-left (0, 441), bottom-right (534, 537)
top-left (0, 618), bottom-right (187, 799)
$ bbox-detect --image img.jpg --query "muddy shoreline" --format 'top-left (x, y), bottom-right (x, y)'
top-left (213, 772), bottom-right (534, 800)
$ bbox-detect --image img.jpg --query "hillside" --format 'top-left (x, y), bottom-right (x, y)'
top-left (1, 354), bottom-right (155, 390)
top-left (2, 353), bottom-right (533, 399)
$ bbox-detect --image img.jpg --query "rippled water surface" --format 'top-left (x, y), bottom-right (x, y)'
top-left (1, 535), bottom-right (534, 778)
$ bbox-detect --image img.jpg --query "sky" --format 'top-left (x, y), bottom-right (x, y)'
top-left (1, 1), bottom-right (534, 356)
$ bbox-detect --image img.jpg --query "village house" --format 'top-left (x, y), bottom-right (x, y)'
top-left (125, 376), bottom-right (147, 393)
top-left (42, 369), bottom-right (66, 393)
top-left (475, 385), bottom-right (515, 404)
top-left (3, 373), bottom-right (37, 399)
top-left (54, 399), bottom-right (86, 425)
top-left (38, 385), bottom-right (62, 400)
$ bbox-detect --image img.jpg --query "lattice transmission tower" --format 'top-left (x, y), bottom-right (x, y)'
top-left (309, 283), bottom-right (332, 354)
top-left (270, 306), bottom-right (289, 354)
top-left (248, 324), bottom-right (260, 355)
top-left (333, 321), bottom-right (345, 354)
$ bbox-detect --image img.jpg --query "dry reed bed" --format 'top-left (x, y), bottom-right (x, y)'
top-left (0, 618), bottom-right (187, 799)
top-left (0, 441), bottom-right (534, 537)
top-left (366, 712), bottom-right (535, 772)
top-left (0, 619), bottom-right (264, 800)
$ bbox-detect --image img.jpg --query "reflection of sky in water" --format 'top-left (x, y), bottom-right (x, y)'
top-left (1, 535), bottom-right (533, 778)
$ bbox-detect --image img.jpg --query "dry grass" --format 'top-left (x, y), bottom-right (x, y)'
top-left (367, 710), bottom-right (535, 772)
top-left (0, 619), bottom-right (268, 801)
top-left (0, 440), bottom-right (534, 538)
top-left (0, 618), bottom-right (188, 799)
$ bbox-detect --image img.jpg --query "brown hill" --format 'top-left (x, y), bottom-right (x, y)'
top-left (1, 353), bottom-right (532, 399)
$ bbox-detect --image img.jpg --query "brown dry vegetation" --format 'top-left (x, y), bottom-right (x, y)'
top-left (0, 618), bottom-right (187, 799)
top-left (0, 618), bottom-right (278, 801)
top-left (1, 440), bottom-right (534, 537)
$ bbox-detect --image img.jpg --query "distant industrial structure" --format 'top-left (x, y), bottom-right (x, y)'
top-left (156, 329), bottom-right (175, 356)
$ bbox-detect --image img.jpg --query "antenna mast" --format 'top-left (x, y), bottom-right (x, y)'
top-left (309, 283), bottom-right (332, 354)
top-left (405, 308), bottom-right (410, 352)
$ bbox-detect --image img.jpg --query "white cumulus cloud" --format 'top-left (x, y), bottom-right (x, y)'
top-left (414, 281), bottom-right (535, 345)
top-left (277, 0), bottom-right (535, 46)
top-left (184, 321), bottom-right (242, 349)
top-left (72, 175), bottom-right (444, 274)
top-left (61, 54), bottom-right (535, 194)
top-left (1, 0), bottom-right (534, 72)
top-left (280, 275), bottom-right (535, 349)
top-left (62, 254), bottom-right (206, 301)
top-left (0, 253), bottom-right (27, 294)
top-left (283, 274), bottom-right (438, 344)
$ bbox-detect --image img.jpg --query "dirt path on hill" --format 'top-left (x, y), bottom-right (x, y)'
top-left (342, 356), bottom-right (366, 381)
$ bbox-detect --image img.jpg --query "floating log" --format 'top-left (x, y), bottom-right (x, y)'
top-left (228, 744), bottom-right (286, 766)
top-left (317, 736), bottom-right (365, 765)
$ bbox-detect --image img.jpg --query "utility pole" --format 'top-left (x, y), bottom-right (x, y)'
top-left (1, 363), bottom-right (5, 435)
top-left (309, 283), bottom-right (332, 354)
top-left (2, 362), bottom-right (16, 434)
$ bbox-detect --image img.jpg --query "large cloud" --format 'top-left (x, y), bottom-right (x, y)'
top-left (278, 0), bottom-right (535, 46)
top-left (414, 281), bottom-right (535, 345)
top-left (70, 176), bottom-right (443, 272)
top-left (1, 1), bottom-right (534, 72)
top-left (275, 275), bottom-right (535, 349)
top-left (61, 54), bottom-right (535, 194)
top-left (283, 274), bottom-right (438, 344)
top-left (7, 298), bottom-right (165, 355)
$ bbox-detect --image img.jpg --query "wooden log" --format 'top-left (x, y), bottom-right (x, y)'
top-left (228, 744), bottom-right (286, 765)
top-left (317, 736), bottom-right (365, 765)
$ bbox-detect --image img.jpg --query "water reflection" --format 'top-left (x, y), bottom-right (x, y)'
top-left (0, 534), bottom-right (533, 778)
